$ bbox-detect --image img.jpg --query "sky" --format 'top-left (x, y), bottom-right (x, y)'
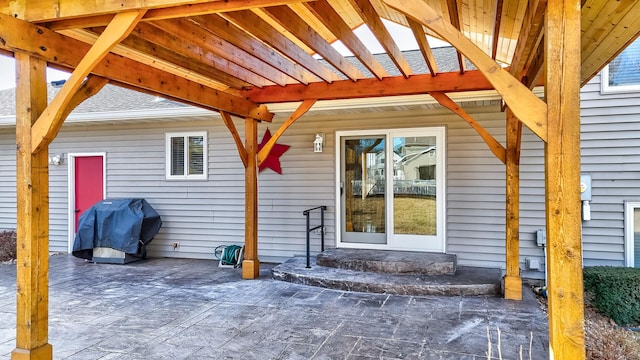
top-left (0, 19), bottom-right (448, 90)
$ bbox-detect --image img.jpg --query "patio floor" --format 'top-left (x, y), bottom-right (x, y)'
top-left (0, 255), bottom-right (549, 359)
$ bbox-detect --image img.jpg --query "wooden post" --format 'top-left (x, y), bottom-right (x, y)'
top-left (545, 0), bottom-right (585, 358)
top-left (242, 118), bottom-right (260, 279)
top-left (504, 108), bottom-right (522, 300)
top-left (12, 54), bottom-right (53, 360)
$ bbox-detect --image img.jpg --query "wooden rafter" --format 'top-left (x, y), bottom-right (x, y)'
top-left (60, 28), bottom-right (243, 91)
top-left (446, 0), bottom-right (466, 73)
top-left (243, 70), bottom-right (495, 103)
top-left (429, 92), bottom-right (506, 164)
top-left (348, 0), bottom-right (413, 78)
top-left (491, 0), bottom-right (504, 60)
top-left (151, 18), bottom-right (293, 86)
top-left (31, 10), bottom-right (146, 154)
top-left (192, 14), bottom-right (318, 85)
top-left (0, 13), bottom-right (273, 122)
top-left (304, 0), bottom-right (388, 80)
top-left (510, 0), bottom-right (546, 80)
top-left (123, 23), bottom-right (250, 89)
top-left (524, 38), bottom-right (545, 89)
top-left (263, 6), bottom-right (364, 81)
top-left (407, 18), bottom-right (439, 77)
top-left (221, 111), bottom-right (249, 168)
top-left (223, 10), bottom-right (341, 83)
top-left (257, 99), bottom-right (317, 165)
top-left (6, 0), bottom-right (312, 23)
top-left (384, 0), bottom-right (548, 142)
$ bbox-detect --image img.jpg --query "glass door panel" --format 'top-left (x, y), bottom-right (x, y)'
top-left (392, 136), bottom-right (438, 236)
top-left (341, 136), bottom-right (387, 244)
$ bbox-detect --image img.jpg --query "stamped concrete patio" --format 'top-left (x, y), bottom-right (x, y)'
top-left (0, 255), bottom-right (548, 359)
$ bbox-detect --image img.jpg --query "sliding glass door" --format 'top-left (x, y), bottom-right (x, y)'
top-left (337, 127), bottom-right (445, 252)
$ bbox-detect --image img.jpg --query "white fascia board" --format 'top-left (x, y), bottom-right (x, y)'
top-left (0, 106), bottom-right (217, 127)
top-left (0, 87), bottom-right (544, 127)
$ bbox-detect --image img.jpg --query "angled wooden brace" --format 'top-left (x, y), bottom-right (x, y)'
top-left (31, 10), bottom-right (146, 154)
top-left (384, 0), bottom-right (548, 142)
top-left (429, 92), bottom-right (506, 164)
top-left (257, 99), bottom-right (317, 166)
top-left (60, 75), bottom-right (110, 120)
top-left (220, 111), bottom-right (249, 168)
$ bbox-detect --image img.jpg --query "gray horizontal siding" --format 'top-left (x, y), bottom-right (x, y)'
top-left (2, 79), bottom-right (633, 274)
top-left (0, 131), bottom-right (16, 231)
top-left (578, 73), bottom-right (640, 267)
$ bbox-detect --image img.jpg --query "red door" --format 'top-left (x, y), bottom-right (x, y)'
top-left (74, 156), bottom-right (104, 230)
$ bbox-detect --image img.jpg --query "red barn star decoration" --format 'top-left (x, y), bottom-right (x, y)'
top-left (257, 128), bottom-right (290, 174)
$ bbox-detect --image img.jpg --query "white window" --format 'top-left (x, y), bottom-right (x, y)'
top-left (165, 132), bottom-right (207, 180)
top-left (624, 201), bottom-right (640, 268)
top-left (601, 38), bottom-right (640, 94)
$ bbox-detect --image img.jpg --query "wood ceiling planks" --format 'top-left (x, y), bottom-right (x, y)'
top-left (0, 0), bottom-right (638, 109)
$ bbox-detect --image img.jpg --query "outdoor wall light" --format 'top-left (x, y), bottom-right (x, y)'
top-left (48, 153), bottom-right (65, 166)
top-left (314, 133), bottom-right (325, 153)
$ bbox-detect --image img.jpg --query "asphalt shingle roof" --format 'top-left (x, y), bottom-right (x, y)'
top-left (0, 47), bottom-right (472, 117)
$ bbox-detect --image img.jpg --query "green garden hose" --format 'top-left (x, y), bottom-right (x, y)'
top-left (214, 245), bottom-right (244, 268)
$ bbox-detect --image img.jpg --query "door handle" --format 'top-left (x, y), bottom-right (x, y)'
top-left (75, 209), bottom-right (81, 213)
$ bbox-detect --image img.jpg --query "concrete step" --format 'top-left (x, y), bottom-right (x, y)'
top-left (272, 256), bottom-right (501, 297)
top-left (316, 248), bottom-right (457, 275)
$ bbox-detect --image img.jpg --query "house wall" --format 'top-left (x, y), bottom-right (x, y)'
top-left (579, 73), bottom-right (640, 267)
top-left (1, 75), bottom-right (636, 275)
top-left (0, 102), bottom-right (555, 275)
top-left (0, 129), bottom-right (17, 231)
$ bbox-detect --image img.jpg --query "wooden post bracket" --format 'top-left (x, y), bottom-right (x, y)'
top-left (429, 92), bottom-right (506, 164)
top-left (257, 99), bottom-right (316, 166)
top-left (220, 111), bottom-right (249, 168)
top-left (30, 10), bottom-right (145, 154)
top-left (384, 0), bottom-right (548, 143)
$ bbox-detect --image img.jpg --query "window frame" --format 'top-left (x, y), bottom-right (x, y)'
top-left (600, 37), bottom-right (640, 94)
top-left (624, 201), bottom-right (640, 267)
top-left (165, 131), bottom-right (208, 180)
top-left (600, 65), bottom-right (640, 94)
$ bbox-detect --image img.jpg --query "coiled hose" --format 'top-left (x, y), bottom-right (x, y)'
top-left (214, 245), bottom-right (244, 268)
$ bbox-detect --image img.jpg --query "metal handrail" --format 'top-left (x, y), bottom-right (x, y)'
top-left (303, 205), bottom-right (327, 268)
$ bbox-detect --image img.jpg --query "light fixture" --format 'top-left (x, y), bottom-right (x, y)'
top-left (48, 153), bottom-right (65, 166)
top-left (314, 133), bottom-right (325, 153)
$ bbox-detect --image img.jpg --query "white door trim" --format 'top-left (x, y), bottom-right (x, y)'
top-left (624, 201), bottom-right (640, 267)
top-left (67, 152), bottom-right (107, 253)
top-left (335, 127), bottom-right (446, 252)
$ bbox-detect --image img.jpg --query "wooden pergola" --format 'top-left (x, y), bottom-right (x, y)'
top-left (1, 0), bottom-right (639, 358)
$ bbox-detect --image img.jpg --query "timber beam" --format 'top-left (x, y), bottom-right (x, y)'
top-left (243, 71), bottom-right (495, 103)
top-left (0, 13), bottom-right (273, 122)
top-left (5, 0), bottom-right (313, 23)
top-left (221, 111), bottom-right (249, 168)
top-left (429, 92), bottom-right (505, 164)
top-left (257, 99), bottom-right (316, 165)
top-left (13, 53), bottom-right (52, 360)
top-left (30, 10), bottom-right (145, 154)
top-left (504, 108), bottom-right (523, 301)
top-left (544, 0), bottom-right (585, 358)
top-left (384, 0), bottom-right (548, 142)
top-left (243, 117), bottom-right (260, 279)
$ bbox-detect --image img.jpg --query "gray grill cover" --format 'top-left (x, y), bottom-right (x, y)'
top-left (72, 198), bottom-right (162, 260)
